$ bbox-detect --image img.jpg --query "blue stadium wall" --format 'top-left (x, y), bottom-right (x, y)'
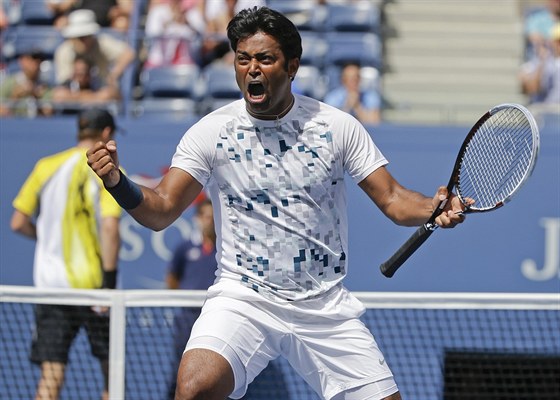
top-left (1, 116), bottom-right (558, 293)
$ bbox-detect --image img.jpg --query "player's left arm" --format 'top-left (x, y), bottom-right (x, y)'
top-left (100, 216), bottom-right (120, 276)
top-left (358, 166), bottom-right (464, 228)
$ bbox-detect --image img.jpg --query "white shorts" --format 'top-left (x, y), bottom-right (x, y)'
top-left (185, 282), bottom-right (396, 400)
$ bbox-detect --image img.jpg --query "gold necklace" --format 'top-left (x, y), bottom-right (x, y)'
top-left (246, 95), bottom-right (295, 121)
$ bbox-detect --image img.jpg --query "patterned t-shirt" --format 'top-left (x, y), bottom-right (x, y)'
top-left (171, 95), bottom-right (387, 301)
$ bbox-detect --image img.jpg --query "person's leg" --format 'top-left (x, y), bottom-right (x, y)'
top-left (31, 305), bottom-right (78, 400)
top-left (85, 308), bottom-right (110, 400)
top-left (35, 361), bottom-right (65, 400)
top-left (175, 348), bottom-right (234, 400)
top-left (99, 359), bottom-right (109, 400)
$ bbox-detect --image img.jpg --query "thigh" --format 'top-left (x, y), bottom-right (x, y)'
top-left (184, 296), bottom-right (286, 398)
top-left (31, 304), bottom-right (80, 364)
top-left (287, 315), bottom-right (394, 400)
top-left (175, 348), bottom-right (234, 400)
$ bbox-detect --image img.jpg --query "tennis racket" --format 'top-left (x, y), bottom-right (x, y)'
top-left (380, 103), bottom-right (540, 278)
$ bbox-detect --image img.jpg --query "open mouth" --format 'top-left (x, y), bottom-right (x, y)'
top-left (247, 82), bottom-right (266, 102)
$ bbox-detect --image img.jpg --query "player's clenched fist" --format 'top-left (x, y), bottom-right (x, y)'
top-left (87, 140), bottom-right (121, 188)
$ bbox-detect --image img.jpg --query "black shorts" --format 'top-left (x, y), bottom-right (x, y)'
top-left (31, 304), bottom-right (109, 364)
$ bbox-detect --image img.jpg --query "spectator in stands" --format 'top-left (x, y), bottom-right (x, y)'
top-left (143, 0), bottom-right (202, 69)
top-left (48, 0), bottom-right (132, 31)
top-left (199, 0), bottom-right (266, 66)
top-left (10, 109), bottom-right (122, 400)
top-left (0, 0), bottom-right (9, 31)
top-left (0, 49), bottom-right (54, 117)
top-left (52, 55), bottom-right (121, 109)
top-left (524, 0), bottom-right (560, 60)
top-left (199, 0), bottom-right (238, 66)
top-left (73, 0), bottom-right (132, 32)
top-left (324, 62), bottom-right (381, 125)
top-left (165, 196), bottom-right (217, 400)
top-left (87, 7), bottom-right (468, 400)
top-left (54, 9), bottom-right (135, 89)
top-left (46, 0), bottom-right (75, 29)
top-left (519, 22), bottom-right (560, 105)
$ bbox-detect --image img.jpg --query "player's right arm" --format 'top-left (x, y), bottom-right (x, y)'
top-left (10, 209), bottom-right (37, 239)
top-left (87, 140), bottom-right (203, 232)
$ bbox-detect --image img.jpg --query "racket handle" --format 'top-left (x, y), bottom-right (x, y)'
top-left (380, 224), bottom-right (435, 278)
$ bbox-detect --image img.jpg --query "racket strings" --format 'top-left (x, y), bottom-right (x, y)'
top-left (457, 108), bottom-right (534, 210)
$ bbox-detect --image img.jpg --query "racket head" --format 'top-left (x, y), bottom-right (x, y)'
top-left (453, 103), bottom-right (540, 212)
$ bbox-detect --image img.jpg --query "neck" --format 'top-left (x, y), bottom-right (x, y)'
top-left (246, 95), bottom-right (294, 121)
top-left (77, 139), bottom-right (96, 149)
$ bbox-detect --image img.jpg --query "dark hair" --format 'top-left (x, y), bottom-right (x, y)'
top-left (227, 7), bottom-right (302, 66)
top-left (77, 108), bottom-right (117, 140)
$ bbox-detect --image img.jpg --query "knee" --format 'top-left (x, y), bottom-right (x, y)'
top-left (174, 375), bottom-right (226, 400)
top-left (175, 351), bottom-right (234, 400)
top-left (173, 375), bottom-right (203, 400)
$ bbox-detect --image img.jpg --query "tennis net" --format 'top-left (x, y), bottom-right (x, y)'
top-left (1, 286), bottom-right (558, 399)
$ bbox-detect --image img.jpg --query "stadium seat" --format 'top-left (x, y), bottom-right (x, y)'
top-left (292, 65), bottom-right (327, 100)
top-left (324, 3), bottom-right (380, 33)
top-left (20, 0), bottom-right (55, 25)
top-left (203, 63), bottom-right (241, 99)
top-left (299, 31), bottom-right (327, 68)
top-left (140, 64), bottom-right (201, 99)
top-left (266, 0), bottom-right (325, 31)
top-left (197, 63), bottom-right (241, 114)
top-left (131, 98), bottom-right (199, 121)
top-left (1, 26), bottom-right (63, 61)
top-left (324, 32), bottom-right (382, 70)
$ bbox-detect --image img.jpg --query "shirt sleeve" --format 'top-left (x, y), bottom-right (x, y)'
top-left (171, 118), bottom-right (218, 186)
top-left (12, 161), bottom-right (43, 217)
top-left (339, 113), bottom-right (387, 183)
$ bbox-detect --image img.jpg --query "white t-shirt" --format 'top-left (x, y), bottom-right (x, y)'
top-left (172, 95), bottom-right (387, 301)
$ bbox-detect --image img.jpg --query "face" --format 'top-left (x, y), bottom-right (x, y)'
top-left (19, 55), bottom-right (42, 80)
top-left (73, 60), bottom-right (91, 86)
top-left (196, 203), bottom-right (215, 238)
top-left (234, 31), bottom-right (299, 118)
top-left (341, 65), bottom-right (361, 91)
top-left (72, 35), bottom-right (95, 53)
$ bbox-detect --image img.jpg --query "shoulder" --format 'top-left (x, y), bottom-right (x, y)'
top-left (55, 40), bottom-right (74, 56)
top-left (190, 99), bottom-right (245, 132)
top-left (97, 34), bottom-right (129, 51)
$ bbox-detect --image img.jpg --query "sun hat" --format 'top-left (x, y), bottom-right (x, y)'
top-left (63, 9), bottom-right (100, 39)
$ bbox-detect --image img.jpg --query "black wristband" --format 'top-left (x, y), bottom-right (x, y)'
top-left (101, 270), bottom-right (117, 289)
top-left (105, 171), bottom-right (144, 210)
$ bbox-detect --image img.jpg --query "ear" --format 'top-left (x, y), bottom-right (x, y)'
top-left (288, 58), bottom-right (300, 81)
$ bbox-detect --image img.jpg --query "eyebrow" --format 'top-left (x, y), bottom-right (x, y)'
top-left (237, 50), bottom-right (273, 58)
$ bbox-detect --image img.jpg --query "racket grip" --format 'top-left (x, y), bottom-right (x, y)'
top-left (380, 224), bottom-right (435, 278)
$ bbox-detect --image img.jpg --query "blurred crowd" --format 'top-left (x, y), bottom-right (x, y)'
top-left (519, 0), bottom-right (560, 108)
top-left (0, 0), bottom-right (384, 123)
top-left (6, 1), bottom-right (557, 124)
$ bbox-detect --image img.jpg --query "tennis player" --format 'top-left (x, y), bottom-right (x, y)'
top-left (87, 7), bottom-right (467, 400)
top-left (12, 109), bottom-right (121, 400)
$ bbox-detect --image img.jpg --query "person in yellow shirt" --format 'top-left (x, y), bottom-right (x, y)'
top-left (11, 108), bottom-right (122, 400)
